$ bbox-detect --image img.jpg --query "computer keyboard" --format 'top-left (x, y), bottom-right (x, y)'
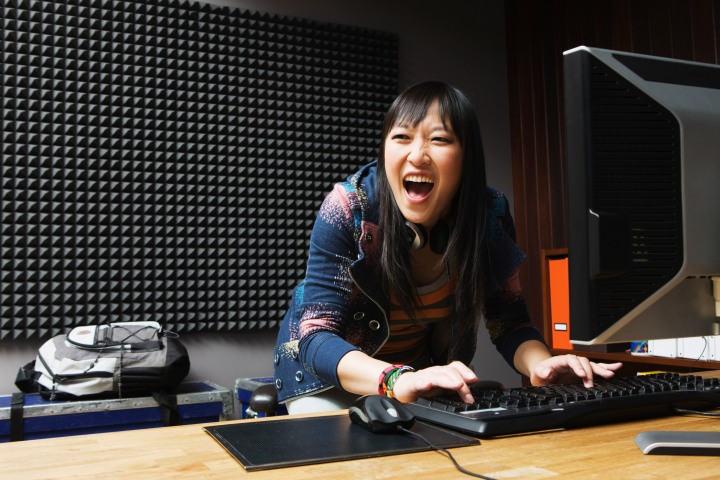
top-left (407, 373), bottom-right (720, 437)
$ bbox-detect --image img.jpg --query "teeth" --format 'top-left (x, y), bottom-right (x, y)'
top-left (405, 175), bottom-right (433, 183)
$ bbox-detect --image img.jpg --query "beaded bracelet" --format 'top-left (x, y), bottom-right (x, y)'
top-left (377, 364), bottom-right (415, 398)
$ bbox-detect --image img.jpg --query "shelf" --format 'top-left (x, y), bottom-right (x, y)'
top-left (550, 348), bottom-right (720, 372)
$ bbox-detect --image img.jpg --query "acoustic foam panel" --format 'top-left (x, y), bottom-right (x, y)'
top-left (0, 0), bottom-right (398, 339)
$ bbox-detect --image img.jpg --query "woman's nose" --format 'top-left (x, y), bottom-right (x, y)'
top-left (407, 139), bottom-right (429, 164)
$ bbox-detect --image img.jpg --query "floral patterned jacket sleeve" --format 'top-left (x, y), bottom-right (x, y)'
top-left (294, 181), bottom-right (369, 387)
top-left (483, 191), bottom-right (546, 369)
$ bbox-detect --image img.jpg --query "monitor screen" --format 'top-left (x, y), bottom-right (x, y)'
top-left (564, 46), bottom-right (720, 345)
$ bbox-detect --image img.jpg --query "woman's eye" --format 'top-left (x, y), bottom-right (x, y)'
top-left (432, 136), bottom-right (451, 143)
top-left (392, 133), bottom-right (410, 140)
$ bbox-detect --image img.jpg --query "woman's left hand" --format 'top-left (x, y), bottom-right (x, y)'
top-left (530, 355), bottom-right (622, 388)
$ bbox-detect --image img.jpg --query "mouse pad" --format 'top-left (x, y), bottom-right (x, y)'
top-left (204, 413), bottom-right (479, 471)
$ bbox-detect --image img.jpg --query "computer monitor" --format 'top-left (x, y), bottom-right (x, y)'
top-left (564, 46), bottom-right (720, 345)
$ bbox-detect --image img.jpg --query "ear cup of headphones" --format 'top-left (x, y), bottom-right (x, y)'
top-left (405, 222), bottom-right (427, 250)
top-left (428, 222), bottom-right (450, 255)
top-left (405, 221), bottom-right (450, 254)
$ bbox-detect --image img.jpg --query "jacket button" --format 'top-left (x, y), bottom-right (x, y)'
top-left (274, 353), bottom-right (280, 364)
top-left (291, 349), bottom-right (299, 360)
top-left (364, 232), bottom-right (373, 242)
top-left (295, 371), bottom-right (304, 382)
top-left (354, 312), bottom-right (365, 321)
top-left (368, 320), bottom-right (380, 330)
top-left (275, 379), bottom-right (283, 390)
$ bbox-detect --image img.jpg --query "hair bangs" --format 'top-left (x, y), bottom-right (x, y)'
top-left (383, 85), bottom-right (458, 139)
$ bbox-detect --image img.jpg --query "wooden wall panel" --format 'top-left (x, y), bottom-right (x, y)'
top-left (505, 0), bottom-right (720, 333)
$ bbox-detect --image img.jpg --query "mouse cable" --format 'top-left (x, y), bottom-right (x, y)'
top-left (673, 407), bottom-right (720, 417)
top-left (398, 427), bottom-right (497, 480)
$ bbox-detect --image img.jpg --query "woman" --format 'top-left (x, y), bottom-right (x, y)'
top-left (274, 81), bottom-right (621, 413)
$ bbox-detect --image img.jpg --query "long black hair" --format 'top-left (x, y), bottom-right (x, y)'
top-left (377, 81), bottom-right (489, 326)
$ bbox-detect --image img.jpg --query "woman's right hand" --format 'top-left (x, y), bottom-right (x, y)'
top-left (390, 360), bottom-right (478, 404)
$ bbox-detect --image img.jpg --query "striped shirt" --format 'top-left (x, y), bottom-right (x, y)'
top-left (377, 273), bottom-right (456, 368)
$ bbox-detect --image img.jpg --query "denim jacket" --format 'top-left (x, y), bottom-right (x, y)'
top-left (273, 161), bottom-right (544, 403)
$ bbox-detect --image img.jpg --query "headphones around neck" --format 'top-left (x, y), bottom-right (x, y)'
top-left (405, 221), bottom-right (450, 254)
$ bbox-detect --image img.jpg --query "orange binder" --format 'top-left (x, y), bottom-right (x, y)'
top-left (548, 257), bottom-right (572, 349)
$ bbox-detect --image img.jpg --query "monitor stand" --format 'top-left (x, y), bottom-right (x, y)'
top-left (635, 431), bottom-right (720, 456)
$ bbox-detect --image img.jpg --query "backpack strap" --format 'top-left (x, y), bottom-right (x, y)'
top-left (152, 391), bottom-right (180, 426)
top-left (10, 392), bottom-right (25, 442)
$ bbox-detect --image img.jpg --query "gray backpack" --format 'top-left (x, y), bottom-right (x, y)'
top-left (15, 322), bottom-right (190, 400)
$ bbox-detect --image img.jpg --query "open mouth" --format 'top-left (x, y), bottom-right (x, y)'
top-left (404, 175), bottom-right (434, 200)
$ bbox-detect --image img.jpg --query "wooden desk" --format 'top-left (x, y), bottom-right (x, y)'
top-left (3, 377), bottom-right (720, 479)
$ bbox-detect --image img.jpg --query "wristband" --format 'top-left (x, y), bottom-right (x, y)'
top-left (377, 364), bottom-right (415, 398)
top-left (378, 365), bottom-right (402, 395)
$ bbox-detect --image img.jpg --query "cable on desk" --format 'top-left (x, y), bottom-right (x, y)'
top-left (674, 407), bottom-right (720, 417)
top-left (399, 427), bottom-right (497, 480)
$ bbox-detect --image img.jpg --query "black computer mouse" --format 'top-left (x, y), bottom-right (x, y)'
top-left (349, 395), bottom-right (416, 433)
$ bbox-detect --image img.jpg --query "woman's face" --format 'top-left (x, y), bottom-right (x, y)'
top-left (384, 100), bottom-right (463, 230)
